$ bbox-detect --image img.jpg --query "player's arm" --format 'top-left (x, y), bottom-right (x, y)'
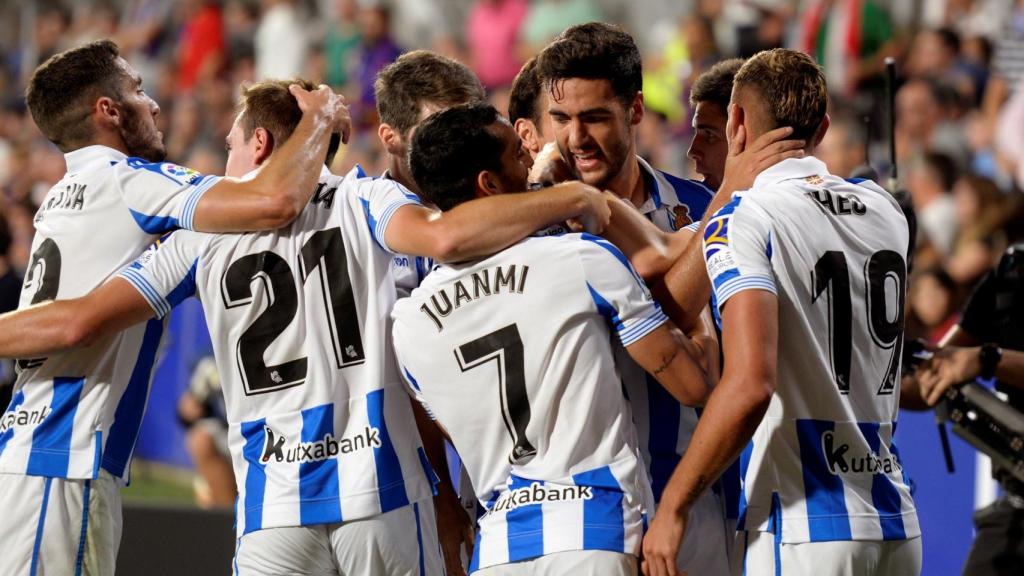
top-left (191, 84), bottom-right (351, 232)
top-left (382, 181), bottom-right (610, 263)
top-left (0, 279), bottom-right (154, 358)
top-left (661, 121), bottom-right (803, 333)
top-left (642, 289), bottom-right (777, 576)
top-left (625, 321), bottom-right (713, 407)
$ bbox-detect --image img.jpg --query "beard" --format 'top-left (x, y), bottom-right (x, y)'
top-left (560, 127), bottom-right (632, 190)
top-left (119, 103), bottom-right (166, 162)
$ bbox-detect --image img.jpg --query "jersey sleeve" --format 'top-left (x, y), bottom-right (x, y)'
top-left (113, 158), bottom-right (222, 233)
top-left (703, 194), bottom-right (776, 313)
top-left (349, 176), bottom-right (423, 254)
top-left (116, 231), bottom-right (205, 319)
top-left (576, 234), bottom-right (668, 346)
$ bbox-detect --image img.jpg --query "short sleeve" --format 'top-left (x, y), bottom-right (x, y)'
top-left (349, 176), bottom-right (422, 254)
top-left (703, 194), bottom-right (776, 313)
top-left (113, 158), bottom-right (222, 233)
top-left (577, 234), bottom-right (668, 346)
top-left (117, 231), bottom-right (205, 319)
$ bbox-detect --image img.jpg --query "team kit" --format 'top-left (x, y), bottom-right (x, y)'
top-left (0, 20), bottom-right (919, 576)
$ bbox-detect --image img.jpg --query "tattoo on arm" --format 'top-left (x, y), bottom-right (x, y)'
top-left (653, 346), bottom-right (680, 376)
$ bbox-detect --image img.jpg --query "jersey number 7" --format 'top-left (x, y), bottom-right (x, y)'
top-left (455, 324), bottom-right (537, 464)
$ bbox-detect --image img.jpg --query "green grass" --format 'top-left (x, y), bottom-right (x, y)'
top-left (121, 460), bottom-right (198, 506)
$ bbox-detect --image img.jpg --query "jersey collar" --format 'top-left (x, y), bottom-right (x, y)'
top-left (63, 145), bottom-right (127, 175)
top-left (635, 155), bottom-right (664, 215)
top-left (752, 156), bottom-right (830, 190)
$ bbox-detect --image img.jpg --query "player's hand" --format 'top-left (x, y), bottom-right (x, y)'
top-left (720, 123), bottom-right (804, 193)
top-left (528, 141), bottom-right (572, 187)
top-left (918, 346), bottom-right (981, 406)
top-left (433, 489), bottom-right (474, 576)
top-left (558, 182), bottom-right (611, 234)
top-left (641, 509), bottom-right (688, 576)
top-left (289, 84), bottom-right (352, 144)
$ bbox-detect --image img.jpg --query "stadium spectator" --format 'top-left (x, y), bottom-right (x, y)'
top-left (908, 152), bottom-right (960, 259)
top-left (176, 0), bottom-right (224, 93)
top-left (254, 0), bottom-right (306, 81)
top-left (466, 0), bottom-right (528, 91)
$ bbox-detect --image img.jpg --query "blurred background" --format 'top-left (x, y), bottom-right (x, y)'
top-left (0, 0), bottom-right (1022, 573)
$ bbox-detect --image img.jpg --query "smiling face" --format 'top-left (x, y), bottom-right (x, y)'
top-left (547, 77), bottom-right (640, 190)
top-left (114, 57), bottom-right (165, 161)
top-left (687, 101), bottom-right (728, 190)
top-left (490, 119), bottom-right (533, 193)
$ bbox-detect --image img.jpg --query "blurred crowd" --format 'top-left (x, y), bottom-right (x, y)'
top-left (0, 0), bottom-right (1023, 362)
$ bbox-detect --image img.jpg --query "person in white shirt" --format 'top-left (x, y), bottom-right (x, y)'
top-left (393, 101), bottom-right (714, 575)
top-left (0, 76), bottom-right (613, 575)
top-left (642, 48), bottom-right (921, 576)
top-left (0, 40), bottom-right (349, 576)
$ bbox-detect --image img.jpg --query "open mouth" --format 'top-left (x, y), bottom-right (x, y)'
top-left (572, 151), bottom-right (602, 171)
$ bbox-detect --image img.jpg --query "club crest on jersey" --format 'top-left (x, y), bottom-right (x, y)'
top-left (259, 424), bottom-right (381, 464)
top-left (671, 205), bottom-right (693, 230)
top-left (822, 430), bottom-right (903, 475)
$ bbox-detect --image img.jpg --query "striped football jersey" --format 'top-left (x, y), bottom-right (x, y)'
top-left (702, 156), bottom-right (919, 543)
top-left (0, 145), bottom-right (219, 481)
top-left (392, 231), bottom-right (663, 571)
top-left (118, 166), bottom-right (436, 536)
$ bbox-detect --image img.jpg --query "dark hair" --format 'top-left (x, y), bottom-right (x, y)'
top-left (410, 102), bottom-right (504, 211)
top-left (734, 48), bottom-right (828, 142)
top-left (374, 50), bottom-right (486, 136)
top-left (509, 56), bottom-right (542, 125)
top-left (934, 27), bottom-right (961, 55)
top-left (537, 22), bottom-right (642, 108)
top-left (26, 40), bottom-right (129, 152)
top-left (237, 79), bottom-right (341, 166)
top-left (921, 151), bottom-right (958, 191)
top-left (690, 58), bottom-right (744, 111)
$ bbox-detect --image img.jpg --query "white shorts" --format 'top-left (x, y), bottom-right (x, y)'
top-left (234, 498), bottom-right (444, 576)
top-left (472, 550), bottom-right (637, 576)
top-left (0, 470), bottom-right (124, 576)
top-left (739, 530), bottom-right (923, 576)
top-left (677, 489), bottom-right (730, 575)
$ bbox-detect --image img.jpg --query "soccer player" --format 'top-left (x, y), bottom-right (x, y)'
top-left (642, 49), bottom-right (921, 576)
top-left (0, 78), bottom-right (612, 575)
top-left (393, 101), bottom-right (712, 575)
top-left (0, 41), bottom-right (348, 575)
top-left (533, 22), bottom-right (729, 574)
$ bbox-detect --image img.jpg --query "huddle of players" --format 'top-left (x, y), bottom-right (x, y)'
top-left (0, 20), bottom-right (920, 576)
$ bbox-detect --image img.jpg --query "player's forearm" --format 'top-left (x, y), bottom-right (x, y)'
top-left (193, 112), bottom-right (334, 233)
top-left (600, 194), bottom-right (676, 280)
top-left (657, 372), bottom-right (771, 518)
top-left (412, 182), bottom-right (596, 262)
top-left (0, 300), bottom-right (92, 357)
top-left (411, 399), bottom-right (455, 494)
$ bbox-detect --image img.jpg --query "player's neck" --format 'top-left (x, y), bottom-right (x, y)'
top-left (385, 155), bottom-right (420, 195)
top-left (607, 156), bottom-right (645, 209)
top-left (88, 132), bottom-right (131, 157)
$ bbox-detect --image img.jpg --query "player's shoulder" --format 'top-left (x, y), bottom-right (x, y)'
top-left (116, 157), bottom-right (209, 187)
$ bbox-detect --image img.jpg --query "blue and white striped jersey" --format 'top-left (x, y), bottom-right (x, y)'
top-left (392, 232), bottom-right (662, 571)
top-left (119, 166), bottom-right (437, 536)
top-left (0, 145), bottom-right (218, 481)
top-left (703, 156), bottom-right (919, 543)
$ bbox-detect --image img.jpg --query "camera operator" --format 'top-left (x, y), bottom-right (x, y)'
top-left (902, 242), bottom-right (1024, 575)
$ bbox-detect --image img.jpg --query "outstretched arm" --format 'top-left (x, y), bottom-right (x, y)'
top-left (192, 85), bottom-right (351, 232)
top-left (383, 181), bottom-right (611, 262)
top-left (0, 278), bottom-right (154, 358)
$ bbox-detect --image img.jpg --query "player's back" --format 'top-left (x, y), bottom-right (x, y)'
top-left (132, 167), bottom-right (434, 535)
top-left (705, 157), bottom-right (918, 543)
top-left (392, 232), bottom-right (660, 571)
top-left (0, 146), bottom-right (217, 481)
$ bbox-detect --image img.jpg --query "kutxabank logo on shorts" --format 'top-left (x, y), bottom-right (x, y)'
top-left (489, 482), bottom-right (594, 513)
top-left (821, 430), bottom-right (903, 475)
top-left (259, 424), bottom-right (382, 464)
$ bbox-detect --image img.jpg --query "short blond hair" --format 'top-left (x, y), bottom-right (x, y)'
top-left (734, 49), bottom-right (828, 141)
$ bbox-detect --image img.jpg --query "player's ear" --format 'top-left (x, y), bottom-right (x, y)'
top-left (94, 96), bottom-right (121, 130)
top-left (477, 170), bottom-right (502, 197)
top-left (812, 113), bottom-right (830, 149)
top-left (727, 103), bottom-right (743, 143)
top-left (252, 127), bottom-right (274, 164)
top-left (378, 122), bottom-right (403, 155)
top-left (628, 92), bottom-right (644, 127)
top-left (515, 118), bottom-right (540, 156)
